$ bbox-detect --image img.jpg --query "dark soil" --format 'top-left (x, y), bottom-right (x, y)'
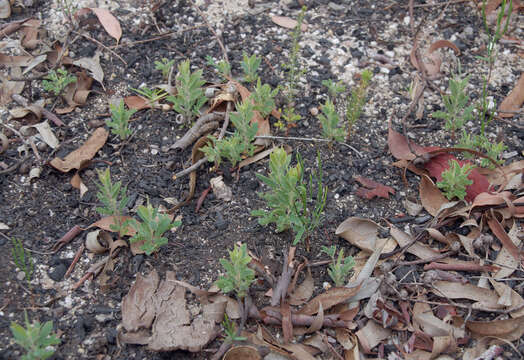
top-left (1, 0), bottom-right (523, 359)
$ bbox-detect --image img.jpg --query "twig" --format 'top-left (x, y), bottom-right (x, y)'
top-left (0, 123), bottom-right (40, 162)
top-left (173, 157), bottom-right (208, 179)
top-left (65, 244), bottom-right (85, 278)
top-left (271, 247), bottom-right (295, 307)
top-left (169, 112), bottom-right (224, 151)
top-left (72, 31), bottom-right (127, 65)
top-left (254, 135), bottom-right (363, 158)
top-left (191, 1), bottom-right (229, 64)
top-left (395, 251), bottom-right (455, 266)
top-left (50, 225), bottom-right (83, 252)
top-left (110, 26), bottom-right (204, 49)
top-left (423, 262), bottom-right (498, 272)
top-left (12, 94), bottom-right (65, 127)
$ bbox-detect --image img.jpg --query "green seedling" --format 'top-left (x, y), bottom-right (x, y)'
top-left (107, 100), bottom-right (136, 140)
top-left (222, 314), bottom-right (246, 343)
top-left (251, 78), bottom-right (278, 117)
top-left (95, 168), bottom-right (129, 239)
top-left (241, 52), bottom-right (262, 84)
top-left (216, 243), bottom-right (255, 299)
top-left (322, 79), bottom-right (346, 102)
top-left (154, 58), bottom-right (175, 80)
top-left (167, 59), bottom-right (207, 123)
top-left (458, 132), bottom-right (506, 169)
top-left (346, 69), bottom-right (372, 139)
top-left (42, 68), bottom-right (76, 97)
top-left (10, 311), bottom-right (60, 360)
top-left (432, 74), bottom-right (474, 137)
top-left (131, 86), bottom-right (168, 107)
top-left (206, 55), bottom-right (231, 80)
top-left (318, 98), bottom-right (345, 142)
top-left (57, 0), bottom-right (77, 23)
top-left (127, 202), bottom-right (180, 256)
top-left (281, 6), bottom-right (307, 128)
top-left (275, 106), bottom-right (301, 130)
top-left (321, 245), bottom-right (355, 287)
top-left (437, 159), bottom-right (475, 201)
top-left (11, 237), bottom-right (33, 288)
top-left (201, 100), bottom-right (258, 167)
top-left (252, 148), bottom-right (327, 245)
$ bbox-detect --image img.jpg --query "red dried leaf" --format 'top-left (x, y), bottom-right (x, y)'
top-left (388, 125), bottom-right (436, 160)
top-left (299, 285), bottom-right (361, 316)
top-left (355, 176), bottom-right (395, 199)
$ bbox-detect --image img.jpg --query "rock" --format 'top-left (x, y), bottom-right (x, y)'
top-left (48, 263), bottom-right (67, 282)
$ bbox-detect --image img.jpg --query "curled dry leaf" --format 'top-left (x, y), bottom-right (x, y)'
top-left (288, 268), bottom-right (314, 306)
top-left (210, 176), bottom-right (232, 202)
top-left (354, 176), bottom-right (395, 200)
top-left (499, 73), bottom-right (524, 118)
top-left (49, 128), bottom-right (108, 172)
top-left (0, 67), bottom-right (24, 105)
top-left (71, 172), bottom-right (88, 198)
top-left (73, 51), bottom-right (104, 85)
top-left (390, 225), bottom-right (441, 259)
top-left (56, 71), bottom-right (93, 114)
top-left (494, 222), bottom-right (522, 279)
top-left (124, 95), bottom-right (150, 110)
top-left (0, 132), bottom-right (8, 154)
top-left (88, 216), bottom-right (136, 236)
top-left (223, 345), bottom-right (263, 360)
top-left (355, 319), bottom-right (391, 353)
top-left (466, 316), bottom-right (524, 342)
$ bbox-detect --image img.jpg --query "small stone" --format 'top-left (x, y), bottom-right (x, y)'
top-left (309, 107), bottom-right (319, 116)
top-left (17, 271), bottom-right (26, 281)
top-left (48, 263), bottom-right (67, 282)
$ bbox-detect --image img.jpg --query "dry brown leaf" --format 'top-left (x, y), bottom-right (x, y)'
top-left (125, 95), bottom-right (150, 110)
top-left (419, 175), bottom-right (448, 217)
top-left (490, 279), bottom-right (524, 317)
top-left (0, 54), bottom-right (32, 67)
top-left (488, 215), bottom-right (523, 266)
top-left (73, 51), bottom-right (104, 85)
top-left (431, 281), bottom-right (500, 307)
top-left (49, 128), bottom-right (108, 172)
top-left (270, 15), bottom-right (307, 31)
top-left (466, 316), bottom-right (524, 341)
top-left (20, 19), bottom-right (40, 49)
top-left (494, 222), bottom-right (521, 279)
top-left (0, 67), bottom-right (24, 105)
top-left (413, 302), bottom-right (465, 338)
top-left (71, 172), bottom-right (88, 198)
top-left (299, 285), bottom-right (361, 316)
top-left (355, 319), bottom-right (391, 353)
top-left (88, 216), bottom-right (136, 236)
top-left (390, 225), bottom-right (441, 259)
top-left (499, 73), bottom-right (524, 118)
top-left (122, 269), bottom-right (160, 332)
top-left (335, 217), bottom-right (382, 252)
top-left (223, 345), bottom-right (263, 360)
top-left (89, 8), bottom-right (122, 42)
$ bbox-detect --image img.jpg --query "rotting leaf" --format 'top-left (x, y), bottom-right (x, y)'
top-left (499, 72), bottom-right (524, 118)
top-left (299, 284), bottom-right (361, 316)
top-left (354, 176), bottom-right (395, 200)
top-left (49, 128), bottom-right (108, 172)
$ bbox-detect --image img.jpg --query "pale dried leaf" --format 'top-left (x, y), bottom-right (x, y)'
top-left (419, 175), bottom-right (448, 217)
top-left (494, 222), bottom-right (521, 279)
top-left (32, 121), bottom-right (59, 149)
top-left (0, 0), bottom-right (10, 18)
top-left (270, 15), bottom-right (307, 31)
top-left (390, 225), bottom-right (441, 259)
top-left (210, 176), bottom-right (232, 202)
top-left (355, 320), bottom-right (391, 353)
top-left (499, 73), bottom-right (524, 118)
top-left (73, 51), bottom-right (104, 85)
top-left (432, 281), bottom-right (500, 307)
top-left (122, 269), bottom-right (160, 332)
top-left (89, 8), bottom-right (122, 41)
top-left (336, 217), bottom-right (382, 252)
top-left (490, 279), bottom-right (524, 317)
top-left (288, 269), bottom-right (314, 306)
top-left (466, 316), bottom-right (524, 341)
top-left (299, 285), bottom-right (360, 316)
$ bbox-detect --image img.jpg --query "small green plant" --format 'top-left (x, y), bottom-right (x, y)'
top-left (241, 52), bottom-right (262, 84)
top-left (222, 314), bottom-right (246, 343)
top-left (127, 202), bottom-right (180, 256)
top-left (42, 68), bottom-right (76, 97)
top-left (252, 148), bottom-right (327, 245)
top-left (458, 132), bottom-right (506, 169)
top-left (10, 311), bottom-right (60, 360)
top-left (206, 55), bottom-right (231, 79)
top-left (57, 0), bottom-right (77, 23)
top-left (201, 100), bottom-right (258, 167)
top-left (216, 243), bottom-right (255, 299)
top-left (107, 100), bottom-right (136, 140)
top-left (322, 79), bottom-right (346, 102)
top-left (166, 60), bottom-right (207, 123)
top-left (321, 245), bottom-right (355, 287)
top-left (154, 58), bottom-right (175, 80)
top-left (432, 74), bottom-right (474, 137)
top-left (11, 237), bottom-right (33, 287)
top-left (436, 159), bottom-right (475, 200)
top-left (95, 168), bottom-right (129, 238)
top-left (346, 69), bottom-right (372, 139)
top-left (318, 98), bottom-right (345, 142)
top-left (280, 5), bottom-right (307, 128)
top-left (131, 86), bottom-right (168, 106)
top-left (250, 78), bottom-right (278, 117)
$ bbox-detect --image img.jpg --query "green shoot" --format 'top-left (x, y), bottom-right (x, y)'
top-left (95, 168), bottom-right (129, 238)
top-left (250, 78), bottom-right (278, 117)
top-left (127, 202), bottom-right (180, 256)
top-left (251, 148), bottom-right (327, 245)
top-left (130, 86), bottom-right (168, 107)
top-left (11, 237), bottom-right (33, 288)
top-left (216, 243), bottom-right (255, 299)
top-left (436, 159), bottom-right (475, 200)
top-left (346, 69), bottom-right (372, 139)
top-left (318, 98), bottom-right (345, 142)
top-left (322, 79), bottom-right (346, 102)
top-left (154, 58), bottom-right (175, 80)
top-left (10, 311), bottom-right (60, 360)
top-left (166, 60), bottom-right (207, 123)
top-left (321, 245), bottom-right (355, 287)
top-left (241, 52), bottom-right (262, 84)
top-left (206, 55), bottom-right (231, 80)
top-left (107, 100), bottom-right (136, 140)
top-left (222, 314), bottom-right (246, 343)
top-left (201, 100), bottom-right (258, 167)
top-left (42, 68), bottom-right (76, 97)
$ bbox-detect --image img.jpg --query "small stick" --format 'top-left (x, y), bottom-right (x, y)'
top-left (254, 135), bottom-right (363, 158)
top-left (72, 31), bottom-right (127, 65)
top-left (395, 251), bottom-right (455, 266)
top-left (191, 1), bottom-right (229, 64)
top-left (65, 244), bottom-right (85, 278)
top-left (424, 262), bottom-right (498, 272)
top-left (110, 26), bottom-right (204, 48)
top-left (51, 224), bottom-right (83, 252)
